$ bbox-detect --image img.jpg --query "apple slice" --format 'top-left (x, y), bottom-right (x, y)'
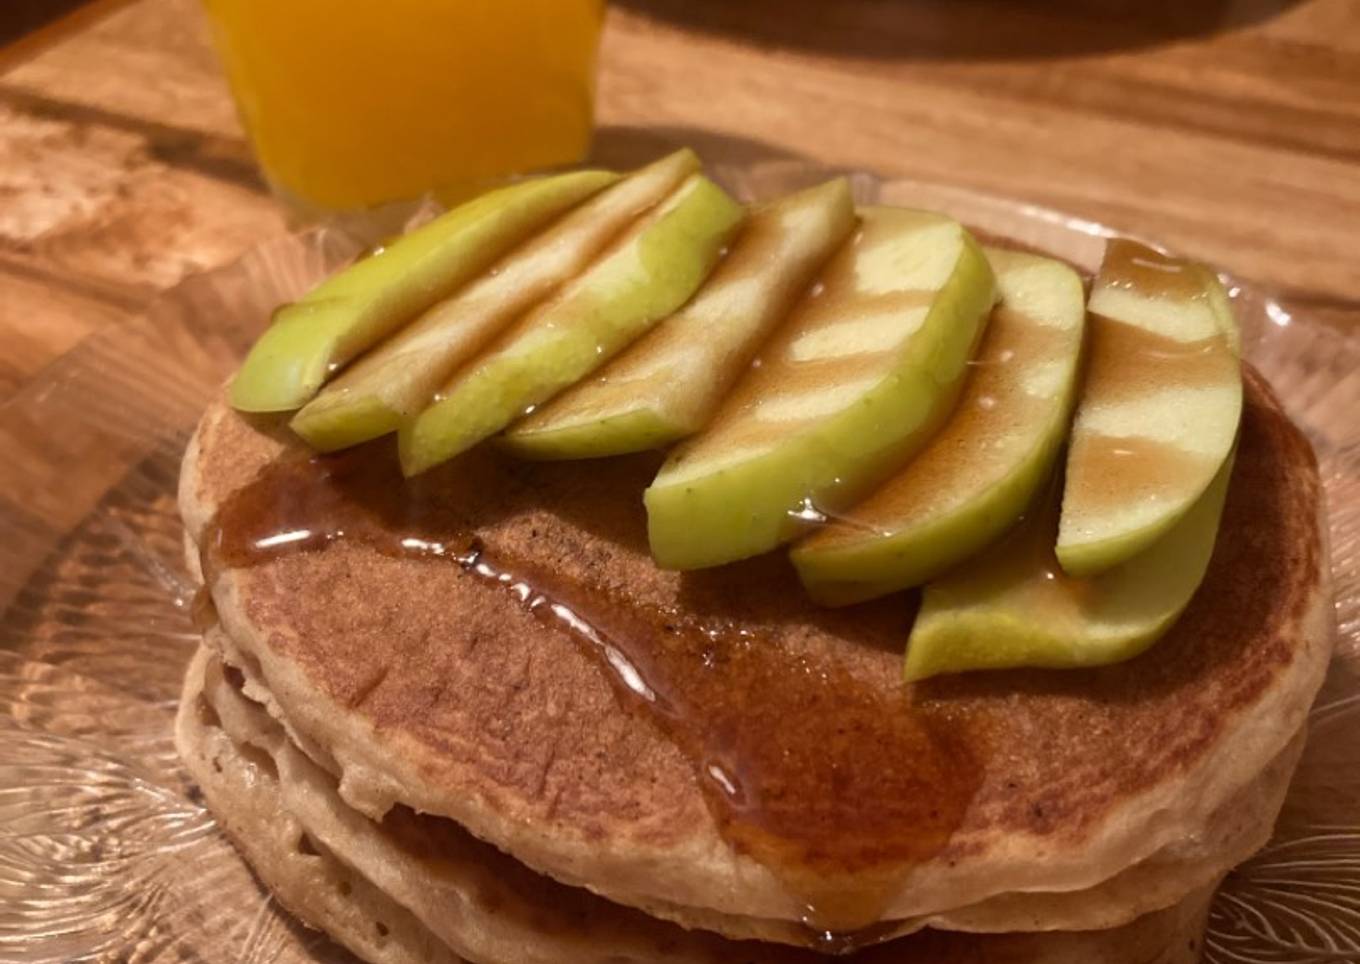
top-left (904, 450), bottom-right (1235, 681)
top-left (500, 179), bottom-right (858, 459)
top-left (1057, 239), bottom-right (1241, 577)
top-left (399, 174), bottom-right (745, 476)
top-left (792, 248), bottom-right (1085, 605)
top-left (645, 207), bottom-right (997, 570)
top-left (290, 150), bottom-right (701, 450)
top-left (229, 169), bottom-right (618, 413)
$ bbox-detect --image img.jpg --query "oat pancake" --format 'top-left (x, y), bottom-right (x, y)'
top-left (178, 366), bottom-right (1331, 931)
top-left (178, 645), bottom-right (1225, 963)
top-left (192, 629), bottom-right (1304, 948)
top-left (175, 647), bottom-right (461, 964)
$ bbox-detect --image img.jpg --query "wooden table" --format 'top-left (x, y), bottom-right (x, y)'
top-left (1, 0), bottom-right (1357, 403)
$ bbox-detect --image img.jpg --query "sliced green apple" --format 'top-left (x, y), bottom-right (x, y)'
top-left (792, 248), bottom-right (1085, 605)
top-left (399, 174), bottom-right (745, 476)
top-left (290, 150), bottom-right (700, 450)
top-left (230, 169), bottom-right (618, 413)
top-left (904, 449), bottom-right (1235, 681)
top-left (499, 178), bottom-right (858, 459)
top-left (645, 207), bottom-right (997, 571)
top-left (1057, 239), bottom-right (1242, 578)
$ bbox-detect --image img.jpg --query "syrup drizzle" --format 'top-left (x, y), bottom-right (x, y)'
top-left (201, 444), bottom-right (985, 937)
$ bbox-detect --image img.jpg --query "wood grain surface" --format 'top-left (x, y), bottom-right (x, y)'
top-left (0, 0), bottom-right (1357, 403)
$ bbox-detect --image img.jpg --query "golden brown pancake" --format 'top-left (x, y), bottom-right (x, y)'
top-left (178, 366), bottom-right (1331, 933)
top-left (178, 644), bottom-right (1223, 964)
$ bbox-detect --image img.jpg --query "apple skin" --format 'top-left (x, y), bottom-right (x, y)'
top-left (792, 247), bottom-right (1086, 605)
top-left (645, 207), bottom-right (997, 571)
top-left (1056, 239), bottom-right (1242, 578)
top-left (903, 449), bottom-right (1235, 681)
top-left (290, 150), bottom-right (700, 451)
top-left (501, 406), bottom-right (688, 461)
top-left (498, 178), bottom-right (859, 460)
top-left (229, 169), bottom-right (618, 413)
top-left (399, 174), bottom-right (745, 476)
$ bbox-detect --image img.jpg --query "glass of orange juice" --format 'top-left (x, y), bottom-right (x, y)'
top-left (201, 0), bottom-right (605, 211)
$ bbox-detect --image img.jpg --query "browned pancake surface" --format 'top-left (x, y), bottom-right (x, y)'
top-left (182, 367), bottom-right (1329, 923)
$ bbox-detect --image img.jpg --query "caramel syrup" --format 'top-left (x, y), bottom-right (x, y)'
top-left (201, 443), bottom-right (985, 938)
top-left (1100, 237), bottom-right (1206, 299)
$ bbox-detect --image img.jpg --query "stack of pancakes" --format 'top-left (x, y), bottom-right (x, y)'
top-left (176, 368), bottom-right (1332, 964)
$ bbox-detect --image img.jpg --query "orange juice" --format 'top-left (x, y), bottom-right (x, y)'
top-left (202, 0), bottom-right (604, 210)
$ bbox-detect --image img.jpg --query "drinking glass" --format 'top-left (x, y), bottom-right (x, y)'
top-left (201, 0), bottom-right (605, 211)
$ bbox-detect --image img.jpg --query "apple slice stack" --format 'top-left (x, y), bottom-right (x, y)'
top-left (290, 150), bottom-right (703, 451)
top-left (644, 206), bottom-right (997, 569)
top-left (792, 248), bottom-right (1087, 605)
top-left (503, 178), bottom-right (859, 460)
top-left (231, 151), bottom-right (1243, 679)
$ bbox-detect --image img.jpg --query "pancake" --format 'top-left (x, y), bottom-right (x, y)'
top-left (178, 644), bottom-right (1223, 964)
top-left (175, 646), bottom-right (461, 964)
top-left (200, 617), bottom-right (1302, 948)
top-left (178, 365), bottom-right (1331, 933)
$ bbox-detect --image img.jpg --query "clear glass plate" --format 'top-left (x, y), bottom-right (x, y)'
top-left (1, 160), bottom-right (1356, 964)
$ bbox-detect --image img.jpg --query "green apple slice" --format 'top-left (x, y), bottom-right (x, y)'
top-left (792, 248), bottom-right (1085, 605)
top-left (645, 207), bottom-right (997, 570)
top-left (499, 179), bottom-right (858, 459)
top-left (290, 150), bottom-right (700, 450)
top-left (1056, 239), bottom-right (1242, 578)
top-left (399, 174), bottom-right (745, 476)
top-left (230, 169), bottom-right (618, 413)
top-left (904, 449), bottom-right (1235, 681)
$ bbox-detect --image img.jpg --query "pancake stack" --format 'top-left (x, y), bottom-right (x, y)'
top-left (176, 366), bottom-right (1330, 963)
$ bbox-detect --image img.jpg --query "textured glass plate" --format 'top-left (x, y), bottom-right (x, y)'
top-left (1, 160), bottom-right (1356, 964)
